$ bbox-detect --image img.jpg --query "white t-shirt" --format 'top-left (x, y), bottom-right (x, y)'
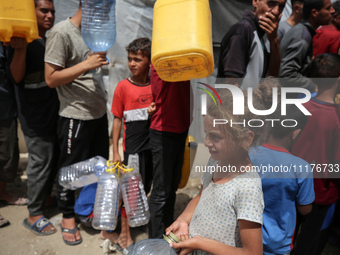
top-left (189, 171), bottom-right (264, 255)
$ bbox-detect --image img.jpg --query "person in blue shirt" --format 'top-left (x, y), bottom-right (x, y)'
top-left (250, 103), bottom-right (315, 255)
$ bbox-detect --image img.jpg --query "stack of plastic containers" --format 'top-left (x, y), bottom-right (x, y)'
top-left (59, 154), bottom-right (150, 230)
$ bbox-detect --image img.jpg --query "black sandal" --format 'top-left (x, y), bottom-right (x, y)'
top-left (60, 224), bottom-right (83, 245)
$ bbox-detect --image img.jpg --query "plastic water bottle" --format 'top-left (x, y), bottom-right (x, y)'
top-left (92, 170), bottom-right (120, 230)
top-left (130, 232), bottom-right (180, 255)
top-left (81, 0), bottom-right (116, 52)
top-left (59, 156), bottom-right (107, 190)
top-left (121, 154), bottom-right (150, 227)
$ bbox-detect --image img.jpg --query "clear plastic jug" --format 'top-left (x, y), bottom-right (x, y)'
top-left (130, 232), bottom-right (180, 255)
top-left (92, 165), bottom-right (121, 230)
top-left (59, 156), bottom-right (107, 190)
top-left (120, 155), bottom-right (150, 227)
top-left (81, 0), bottom-right (116, 52)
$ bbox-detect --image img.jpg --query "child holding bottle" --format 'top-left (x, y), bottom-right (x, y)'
top-left (166, 84), bottom-right (273, 255)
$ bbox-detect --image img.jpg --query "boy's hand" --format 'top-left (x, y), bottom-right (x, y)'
top-left (259, 12), bottom-right (281, 42)
top-left (166, 220), bottom-right (189, 241)
top-left (4, 37), bottom-right (27, 49)
top-left (84, 51), bottom-right (109, 71)
top-left (147, 102), bottom-right (156, 115)
top-left (112, 152), bottom-right (122, 164)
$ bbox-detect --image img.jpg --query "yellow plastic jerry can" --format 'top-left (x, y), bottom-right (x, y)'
top-left (0, 0), bottom-right (38, 43)
top-left (152, 0), bottom-right (214, 82)
top-left (179, 135), bottom-right (198, 189)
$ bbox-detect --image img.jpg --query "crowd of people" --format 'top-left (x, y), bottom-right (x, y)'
top-left (0, 0), bottom-right (340, 254)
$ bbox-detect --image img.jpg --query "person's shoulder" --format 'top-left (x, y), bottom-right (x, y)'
top-left (115, 79), bottom-right (130, 92)
top-left (117, 78), bottom-right (130, 86)
top-left (228, 18), bottom-right (255, 36)
top-left (236, 171), bottom-right (262, 186)
top-left (50, 19), bottom-right (68, 32)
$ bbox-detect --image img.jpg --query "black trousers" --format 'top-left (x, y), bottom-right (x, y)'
top-left (56, 115), bottom-right (109, 218)
top-left (291, 203), bottom-right (334, 255)
top-left (148, 129), bottom-right (188, 238)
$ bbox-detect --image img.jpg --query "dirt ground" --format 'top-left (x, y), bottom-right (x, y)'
top-left (0, 144), bottom-right (205, 255)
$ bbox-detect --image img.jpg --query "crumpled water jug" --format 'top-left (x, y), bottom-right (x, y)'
top-left (130, 232), bottom-right (180, 255)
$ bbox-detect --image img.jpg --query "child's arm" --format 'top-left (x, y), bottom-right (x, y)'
top-left (112, 116), bottom-right (122, 163)
top-left (166, 185), bottom-right (203, 239)
top-left (170, 220), bottom-right (262, 255)
top-left (297, 204), bottom-right (312, 215)
top-left (45, 51), bottom-right (108, 88)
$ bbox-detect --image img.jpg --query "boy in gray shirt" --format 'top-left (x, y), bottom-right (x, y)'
top-left (45, 1), bottom-right (109, 245)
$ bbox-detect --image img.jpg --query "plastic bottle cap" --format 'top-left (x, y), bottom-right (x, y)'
top-left (163, 232), bottom-right (181, 244)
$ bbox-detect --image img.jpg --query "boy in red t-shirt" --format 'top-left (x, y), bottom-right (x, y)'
top-left (103, 37), bottom-right (153, 252)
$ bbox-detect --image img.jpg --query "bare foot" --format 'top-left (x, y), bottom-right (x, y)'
top-left (101, 230), bottom-right (119, 243)
top-left (117, 230), bottom-right (133, 249)
top-left (61, 218), bottom-right (81, 243)
top-left (28, 215), bottom-right (55, 234)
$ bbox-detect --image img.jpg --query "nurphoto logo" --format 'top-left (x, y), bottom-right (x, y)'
top-left (197, 83), bottom-right (312, 128)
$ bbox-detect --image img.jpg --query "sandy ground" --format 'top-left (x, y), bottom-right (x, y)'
top-left (0, 143), bottom-right (207, 255)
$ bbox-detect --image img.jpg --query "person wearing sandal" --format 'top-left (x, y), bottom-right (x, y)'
top-left (7, 0), bottom-right (58, 236)
top-left (0, 43), bottom-right (27, 208)
top-left (44, 1), bottom-right (109, 245)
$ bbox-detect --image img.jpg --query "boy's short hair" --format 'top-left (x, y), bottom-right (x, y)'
top-left (35, 0), bottom-right (53, 6)
top-left (291, 0), bottom-right (304, 6)
top-left (126, 37), bottom-right (151, 60)
top-left (303, 0), bottom-right (325, 20)
top-left (308, 53), bottom-right (340, 87)
top-left (270, 104), bottom-right (309, 139)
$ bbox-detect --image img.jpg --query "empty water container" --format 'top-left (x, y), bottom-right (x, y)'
top-left (59, 156), bottom-right (107, 190)
top-left (121, 154), bottom-right (150, 227)
top-left (92, 169), bottom-right (121, 230)
top-left (81, 0), bottom-right (116, 52)
top-left (130, 232), bottom-right (180, 255)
